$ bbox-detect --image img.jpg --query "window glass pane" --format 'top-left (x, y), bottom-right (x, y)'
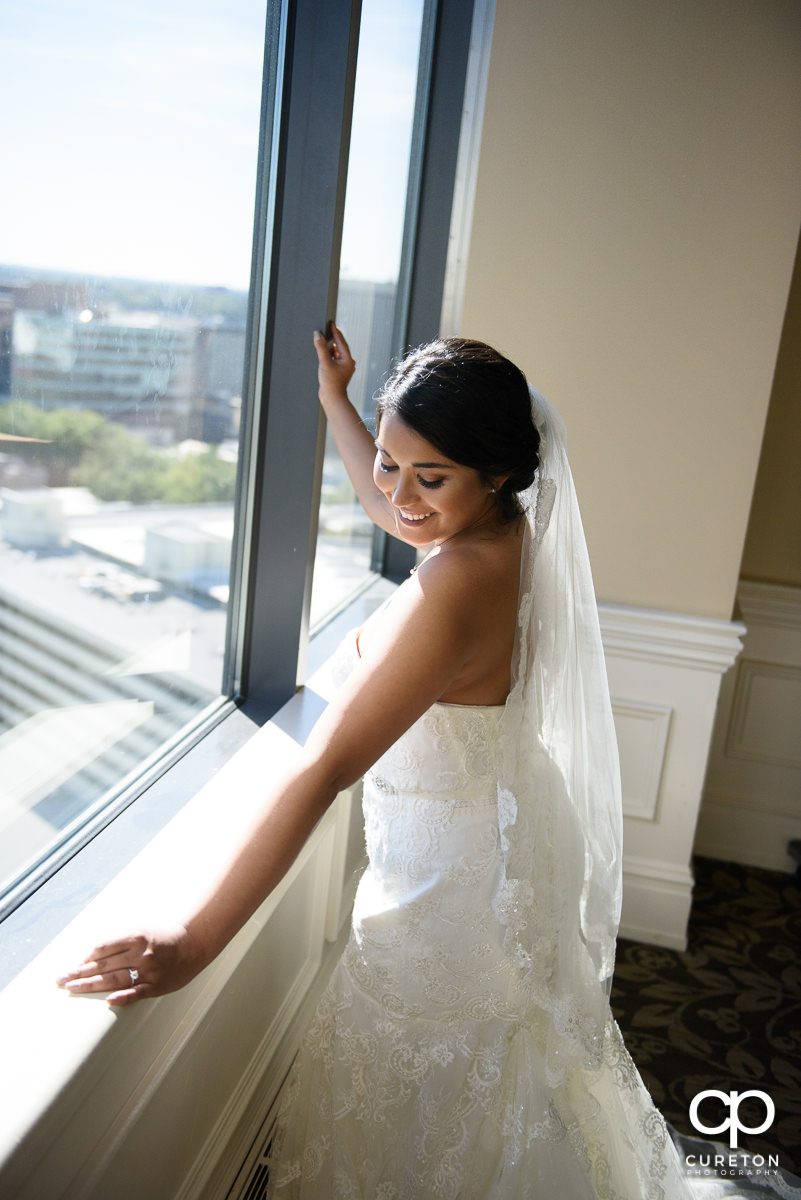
top-left (0, 1), bottom-right (268, 909)
top-left (309, 0), bottom-right (427, 629)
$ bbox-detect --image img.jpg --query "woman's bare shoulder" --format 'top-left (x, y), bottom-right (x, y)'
top-left (415, 528), bottom-right (522, 604)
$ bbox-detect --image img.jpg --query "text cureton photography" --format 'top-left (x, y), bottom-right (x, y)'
top-left (683, 1088), bottom-right (782, 1180)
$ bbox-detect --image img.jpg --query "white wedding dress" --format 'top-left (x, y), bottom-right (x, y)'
top-left (266, 387), bottom-right (795, 1198)
top-left (266, 669), bottom-right (693, 1198)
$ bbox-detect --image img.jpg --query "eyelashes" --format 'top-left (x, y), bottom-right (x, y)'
top-left (377, 460), bottom-right (446, 490)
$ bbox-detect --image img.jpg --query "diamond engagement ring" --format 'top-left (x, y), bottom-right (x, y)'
top-left (128, 968), bottom-right (139, 985)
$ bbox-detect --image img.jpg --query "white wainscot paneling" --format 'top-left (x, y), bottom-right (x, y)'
top-left (613, 699), bottom-right (672, 821)
top-left (727, 660), bottom-right (801, 770)
top-left (697, 582), bottom-right (801, 871)
top-left (600, 603), bottom-right (745, 950)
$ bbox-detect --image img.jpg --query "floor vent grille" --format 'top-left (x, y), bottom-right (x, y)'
top-left (226, 1118), bottom-right (276, 1200)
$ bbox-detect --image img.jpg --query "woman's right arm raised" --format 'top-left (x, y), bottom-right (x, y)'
top-left (313, 326), bottom-right (397, 536)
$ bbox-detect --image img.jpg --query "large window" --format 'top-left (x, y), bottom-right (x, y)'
top-left (0, 0), bottom-right (269, 914)
top-left (0, 0), bottom-right (483, 933)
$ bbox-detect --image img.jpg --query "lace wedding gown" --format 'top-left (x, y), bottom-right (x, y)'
top-left (266, 676), bottom-right (693, 1199)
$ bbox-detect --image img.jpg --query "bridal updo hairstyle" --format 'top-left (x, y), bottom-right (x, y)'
top-left (375, 338), bottom-right (540, 523)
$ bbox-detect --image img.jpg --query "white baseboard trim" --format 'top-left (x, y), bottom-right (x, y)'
top-left (619, 855), bottom-right (694, 951)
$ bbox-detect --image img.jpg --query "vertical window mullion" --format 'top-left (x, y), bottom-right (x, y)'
top-left (238, 0), bottom-right (362, 714)
top-left (223, 0), bottom-right (287, 702)
top-left (373, 0), bottom-right (480, 582)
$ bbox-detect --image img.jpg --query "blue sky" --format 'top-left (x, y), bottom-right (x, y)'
top-left (2, 0), bottom-right (423, 290)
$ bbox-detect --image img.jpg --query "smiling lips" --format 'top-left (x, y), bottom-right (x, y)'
top-left (397, 509), bottom-right (433, 525)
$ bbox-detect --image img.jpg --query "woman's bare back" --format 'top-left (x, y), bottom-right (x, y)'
top-left (356, 522), bottom-right (524, 707)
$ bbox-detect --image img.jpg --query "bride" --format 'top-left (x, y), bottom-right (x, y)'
top-left (58, 327), bottom-right (695, 1197)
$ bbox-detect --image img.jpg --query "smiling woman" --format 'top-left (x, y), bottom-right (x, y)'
top-left (373, 413), bottom-right (500, 544)
top-left (312, 326), bottom-right (530, 708)
top-left (376, 336), bottom-right (542, 522)
top-left (315, 327), bottom-right (540, 549)
top-left (256, 330), bottom-right (697, 1196)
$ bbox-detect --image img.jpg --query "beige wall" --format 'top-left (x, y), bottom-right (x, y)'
top-left (740, 230), bottom-right (801, 588)
top-left (461, 0), bottom-right (801, 619)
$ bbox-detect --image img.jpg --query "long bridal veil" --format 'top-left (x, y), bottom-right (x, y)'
top-left (495, 386), bottom-right (623, 1088)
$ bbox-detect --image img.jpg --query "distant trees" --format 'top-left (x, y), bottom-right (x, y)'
top-left (1, 403), bottom-right (109, 486)
top-left (75, 424), bottom-right (171, 503)
top-left (0, 403), bottom-right (237, 503)
top-left (159, 447), bottom-right (239, 504)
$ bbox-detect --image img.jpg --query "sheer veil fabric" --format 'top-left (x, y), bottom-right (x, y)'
top-left (495, 387), bottom-right (623, 1088)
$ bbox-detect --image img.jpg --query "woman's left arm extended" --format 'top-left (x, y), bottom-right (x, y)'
top-left (57, 555), bottom-right (480, 1006)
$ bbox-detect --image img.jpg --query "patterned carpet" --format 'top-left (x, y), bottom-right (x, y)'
top-left (611, 856), bottom-right (801, 1175)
